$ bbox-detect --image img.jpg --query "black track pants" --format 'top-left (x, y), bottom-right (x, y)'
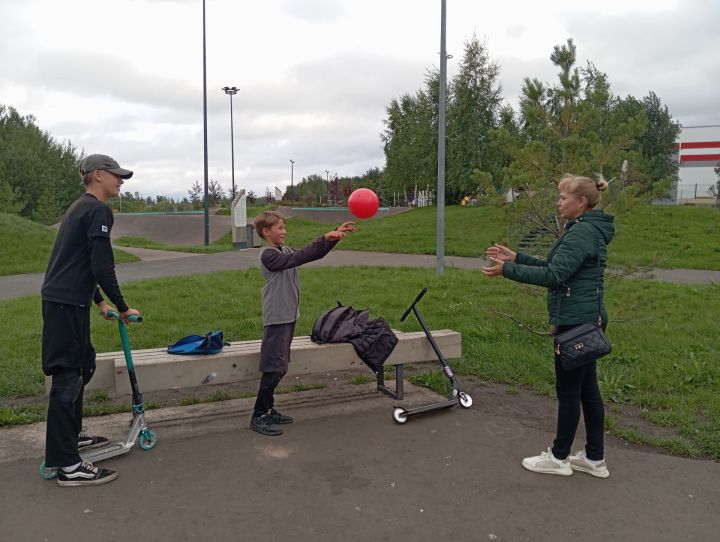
top-left (42, 301), bottom-right (96, 467)
top-left (252, 372), bottom-right (285, 418)
top-left (551, 323), bottom-right (606, 461)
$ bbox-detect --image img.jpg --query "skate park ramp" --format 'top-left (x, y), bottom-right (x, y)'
top-left (276, 206), bottom-right (411, 223)
top-left (111, 212), bottom-right (231, 245)
top-left (110, 207), bottom-right (411, 245)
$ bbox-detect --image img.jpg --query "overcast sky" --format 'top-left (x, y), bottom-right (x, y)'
top-left (2, 0), bottom-right (718, 199)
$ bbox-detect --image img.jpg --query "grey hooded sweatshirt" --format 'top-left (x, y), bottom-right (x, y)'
top-left (259, 236), bottom-right (337, 326)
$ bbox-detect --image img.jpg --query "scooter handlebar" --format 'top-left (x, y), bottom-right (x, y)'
top-left (106, 310), bottom-right (143, 323)
top-left (400, 288), bottom-right (428, 322)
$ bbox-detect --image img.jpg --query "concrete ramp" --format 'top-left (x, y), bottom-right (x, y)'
top-left (111, 213), bottom-right (231, 245)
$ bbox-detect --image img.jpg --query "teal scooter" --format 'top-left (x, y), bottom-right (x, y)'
top-left (40, 310), bottom-right (157, 479)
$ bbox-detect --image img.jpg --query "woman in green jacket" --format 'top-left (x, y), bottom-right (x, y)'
top-left (482, 174), bottom-right (615, 478)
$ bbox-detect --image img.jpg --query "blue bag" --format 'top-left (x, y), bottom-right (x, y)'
top-left (167, 330), bottom-right (226, 355)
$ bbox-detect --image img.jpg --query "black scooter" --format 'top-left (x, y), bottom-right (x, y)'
top-left (392, 288), bottom-right (473, 424)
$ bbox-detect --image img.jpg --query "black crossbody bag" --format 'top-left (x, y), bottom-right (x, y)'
top-left (553, 232), bottom-right (612, 371)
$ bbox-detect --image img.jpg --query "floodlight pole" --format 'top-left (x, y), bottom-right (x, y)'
top-left (202, 0), bottom-right (209, 245)
top-left (222, 86), bottom-right (239, 199)
top-left (436, 0), bottom-right (447, 275)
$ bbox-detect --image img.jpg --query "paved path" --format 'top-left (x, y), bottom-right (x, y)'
top-left (2, 249), bottom-right (719, 301)
top-left (1, 380), bottom-right (717, 542)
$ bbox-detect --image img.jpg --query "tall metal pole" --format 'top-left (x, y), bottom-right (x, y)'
top-left (222, 86), bottom-right (239, 198)
top-left (436, 0), bottom-right (447, 275)
top-left (289, 159), bottom-right (295, 195)
top-left (202, 0), bottom-right (209, 245)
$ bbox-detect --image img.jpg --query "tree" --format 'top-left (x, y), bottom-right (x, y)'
top-left (0, 178), bottom-right (24, 214)
top-left (208, 179), bottom-right (225, 205)
top-left (711, 164), bottom-right (720, 207)
top-left (31, 187), bottom-right (64, 225)
top-left (264, 187), bottom-right (274, 203)
top-left (474, 39), bottom-right (651, 248)
top-left (382, 70), bottom-right (438, 201)
top-left (0, 104), bottom-right (83, 220)
top-left (247, 190), bottom-right (257, 204)
top-left (188, 181), bottom-right (203, 209)
top-left (447, 36), bottom-right (503, 201)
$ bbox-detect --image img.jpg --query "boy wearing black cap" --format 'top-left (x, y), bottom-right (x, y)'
top-left (42, 154), bottom-right (140, 487)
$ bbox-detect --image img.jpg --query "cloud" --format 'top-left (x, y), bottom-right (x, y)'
top-left (280, 0), bottom-right (346, 23)
top-left (561, 0), bottom-right (720, 125)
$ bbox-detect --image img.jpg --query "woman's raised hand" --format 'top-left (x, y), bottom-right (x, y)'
top-left (485, 244), bottom-right (516, 262)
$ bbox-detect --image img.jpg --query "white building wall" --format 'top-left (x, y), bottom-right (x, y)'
top-left (676, 125), bottom-right (720, 202)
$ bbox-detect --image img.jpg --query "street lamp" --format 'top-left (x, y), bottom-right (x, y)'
top-left (222, 86), bottom-right (239, 199)
top-left (436, 0), bottom-right (447, 275)
top-left (202, 0), bottom-right (209, 245)
top-left (325, 170), bottom-right (330, 206)
top-left (289, 159), bottom-right (295, 199)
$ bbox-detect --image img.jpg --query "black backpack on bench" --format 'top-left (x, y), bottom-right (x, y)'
top-left (311, 302), bottom-right (398, 373)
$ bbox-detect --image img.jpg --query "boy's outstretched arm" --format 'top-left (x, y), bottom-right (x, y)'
top-left (262, 222), bottom-right (356, 272)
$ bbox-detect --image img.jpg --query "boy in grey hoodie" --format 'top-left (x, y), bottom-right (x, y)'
top-left (250, 210), bottom-right (356, 436)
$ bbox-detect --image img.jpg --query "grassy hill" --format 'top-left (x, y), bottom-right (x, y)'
top-left (284, 204), bottom-right (719, 269)
top-left (0, 213), bottom-right (139, 276)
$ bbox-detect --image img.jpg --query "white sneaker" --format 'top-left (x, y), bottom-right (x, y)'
top-left (522, 447), bottom-right (573, 476)
top-left (568, 450), bottom-right (610, 478)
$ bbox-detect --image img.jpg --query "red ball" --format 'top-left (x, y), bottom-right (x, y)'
top-left (348, 188), bottom-right (379, 219)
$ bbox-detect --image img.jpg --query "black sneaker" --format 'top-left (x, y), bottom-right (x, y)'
top-left (250, 414), bottom-right (284, 436)
top-left (269, 408), bottom-right (294, 425)
top-left (57, 461), bottom-right (118, 487)
top-left (78, 432), bottom-right (108, 449)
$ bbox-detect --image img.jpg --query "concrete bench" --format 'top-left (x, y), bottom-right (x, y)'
top-left (52, 330), bottom-right (462, 400)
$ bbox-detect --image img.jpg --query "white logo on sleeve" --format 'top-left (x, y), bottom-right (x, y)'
top-left (101, 225), bottom-right (108, 233)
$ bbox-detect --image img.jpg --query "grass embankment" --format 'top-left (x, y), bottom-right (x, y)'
top-left (610, 205), bottom-right (720, 270)
top-left (0, 213), bottom-right (139, 276)
top-left (112, 204), bottom-right (720, 270)
top-left (1, 267), bottom-right (718, 459)
top-left (114, 234), bottom-right (234, 254)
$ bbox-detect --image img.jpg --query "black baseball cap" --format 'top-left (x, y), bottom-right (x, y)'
top-left (80, 154), bottom-right (133, 179)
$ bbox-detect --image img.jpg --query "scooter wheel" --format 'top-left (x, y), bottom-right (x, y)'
top-left (139, 430), bottom-right (157, 450)
top-left (392, 408), bottom-right (408, 425)
top-left (459, 392), bottom-right (473, 409)
top-left (39, 461), bottom-right (58, 480)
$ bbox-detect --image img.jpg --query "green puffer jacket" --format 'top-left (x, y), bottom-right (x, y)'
top-left (502, 210), bottom-right (615, 326)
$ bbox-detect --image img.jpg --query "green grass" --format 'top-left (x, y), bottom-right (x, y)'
top-left (1, 266), bottom-right (718, 457)
top-left (284, 204), bottom-right (720, 269)
top-left (285, 205), bottom-right (508, 258)
top-left (0, 212), bottom-right (139, 275)
top-left (610, 205), bottom-right (720, 270)
top-left (113, 234), bottom-right (234, 254)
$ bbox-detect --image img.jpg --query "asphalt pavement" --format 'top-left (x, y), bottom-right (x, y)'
top-left (1, 380), bottom-right (717, 542)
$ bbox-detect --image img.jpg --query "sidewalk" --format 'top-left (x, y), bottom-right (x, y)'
top-left (2, 249), bottom-right (719, 301)
top-left (1, 379), bottom-right (718, 542)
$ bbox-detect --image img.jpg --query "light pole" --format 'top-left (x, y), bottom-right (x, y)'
top-left (325, 170), bottom-right (330, 205)
top-left (436, 0), bottom-right (447, 275)
top-left (222, 86), bottom-right (239, 199)
top-left (289, 159), bottom-right (295, 199)
top-left (202, 0), bottom-right (209, 245)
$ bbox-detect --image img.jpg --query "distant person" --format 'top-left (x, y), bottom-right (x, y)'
top-left (250, 210), bottom-right (356, 436)
top-left (41, 154), bottom-right (141, 486)
top-left (481, 174), bottom-right (615, 478)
